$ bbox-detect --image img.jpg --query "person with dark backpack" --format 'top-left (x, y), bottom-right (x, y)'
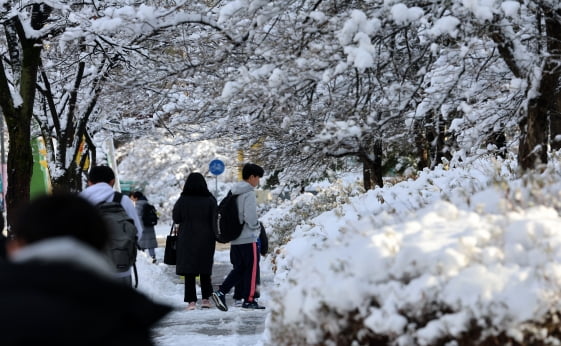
top-left (80, 165), bottom-right (143, 287)
top-left (131, 191), bottom-right (159, 264)
top-left (212, 163), bottom-right (265, 311)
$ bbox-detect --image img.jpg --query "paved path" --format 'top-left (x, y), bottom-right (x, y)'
top-left (150, 248), bottom-right (268, 346)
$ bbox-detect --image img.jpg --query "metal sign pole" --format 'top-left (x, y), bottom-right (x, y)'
top-left (209, 159), bottom-right (225, 199)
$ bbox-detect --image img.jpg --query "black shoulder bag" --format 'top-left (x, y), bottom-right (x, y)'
top-left (163, 224), bottom-right (178, 265)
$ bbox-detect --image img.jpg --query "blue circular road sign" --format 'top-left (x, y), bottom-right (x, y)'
top-left (209, 159), bottom-right (225, 175)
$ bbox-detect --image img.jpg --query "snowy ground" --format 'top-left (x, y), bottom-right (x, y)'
top-left (136, 224), bottom-right (271, 346)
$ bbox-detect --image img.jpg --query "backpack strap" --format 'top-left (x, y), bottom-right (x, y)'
top-left (112, 191), bottom-right (123, 203)
top-left (132, 262), bottom-right (138, 288)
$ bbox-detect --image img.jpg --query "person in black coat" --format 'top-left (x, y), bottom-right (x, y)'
top-left (0, 193), bottom-right (172, 346)
top-left (172, 172), bottom-right (217, 310)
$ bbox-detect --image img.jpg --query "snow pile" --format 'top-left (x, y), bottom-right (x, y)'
top-left (264, 158), bottom-right (561, 345)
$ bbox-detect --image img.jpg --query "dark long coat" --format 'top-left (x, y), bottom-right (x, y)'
top-left (172, 195), bottom-right (217, 275)
top-left (0, 261), bottom-right (171, 346)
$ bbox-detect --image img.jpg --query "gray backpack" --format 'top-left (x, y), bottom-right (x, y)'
top-left (97, 192), bottom-right (138, 273)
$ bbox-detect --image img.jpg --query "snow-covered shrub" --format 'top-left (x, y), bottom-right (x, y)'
top-left (261, 176), bottom-right (364, 252)
top-left (504, 151), bottom-right (561, 213)
top-left (265, 157), bottom-right (561, 345)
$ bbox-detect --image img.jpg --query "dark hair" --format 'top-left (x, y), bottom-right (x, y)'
top-left (242, 163), bottom-right (264, 180)
top-left (131, 191), bottom-right (147, 201)
top-left (12, 193), bottom-right (109, 251)
top-left (87, 165), bottom-right (115, 184)
top-left (182, 172), bottom-right (213, 197)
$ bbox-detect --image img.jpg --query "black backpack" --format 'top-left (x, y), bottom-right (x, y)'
top-left (142, 203), bottom-right (158, 226)
top-left (258, 222), bottom-right (268, 256)
top-left (97, 192), bottom-right (138, 274)
top-left (216, 191), bottom-right (244, 243)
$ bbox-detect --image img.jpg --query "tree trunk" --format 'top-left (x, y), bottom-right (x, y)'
top-left (4, 43), bottom-right (41, 228)
top-left (518, 7), bottom-right (561, 169)
top-left (425, 111), bottom-right (437, 169)
top-left (50, 162), bottom-right (83, 192)
top-left (488, 131), bottom-right (507, 158)
top-left (545, 9), bottom-right (561, 151)
top-left (362, 140), bottom-right (383, 190)
top-left (0, 9), bottom-right (46, 229)
top-left (550, 103), bottom-right (561, 151)
top-left (414, 120), bottom-right (429, 170)
top-left (4, 115), bottom-right (33, 223)
top-left (434, 113), bottom-right (449, 167)
top-left (518, 93), bottom-right (549, 170)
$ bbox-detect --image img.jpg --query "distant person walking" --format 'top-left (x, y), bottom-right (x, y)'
top-left (0, 193), bottom-right (171, 345)
top-left (80, 165), bottom-right (143, 286)
top-left (131, 191), bottom-right (158, 263)
top-left (212, 163), bottom-right (265, 311)
top-left (173, 172), bottom-right (217, 310)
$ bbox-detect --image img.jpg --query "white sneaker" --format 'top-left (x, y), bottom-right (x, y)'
top-left (234, 299), bottom-right (243, 307)
top-left (201, 299), bottom-right (211, 309)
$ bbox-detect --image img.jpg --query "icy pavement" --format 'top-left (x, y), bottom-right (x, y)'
top-left (153, 307), bottom-right (266, 345)
top-left (135, 235), bottom-right (270, 346)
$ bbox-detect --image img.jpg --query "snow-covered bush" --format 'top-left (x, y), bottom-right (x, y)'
top-left (264, 157), bottom-right (561, 345)
top-left (261, 175), bottom-right (364, 252)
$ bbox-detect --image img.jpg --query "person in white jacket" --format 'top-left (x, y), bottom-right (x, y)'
top-left (80, 165), bottom-right (143, 286)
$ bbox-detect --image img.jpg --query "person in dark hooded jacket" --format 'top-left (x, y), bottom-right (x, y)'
top-left (0, 193), bottom-right (171, 346)
top-left (172, 172), bottom-right (217, 310)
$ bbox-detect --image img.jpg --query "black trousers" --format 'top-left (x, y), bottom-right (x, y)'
top-left (234, 260), bottom-right (261, 300)
top-left (219, 243), bottom-right (260, 302)
top-left (184, 273), bottom-right (213, 302)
